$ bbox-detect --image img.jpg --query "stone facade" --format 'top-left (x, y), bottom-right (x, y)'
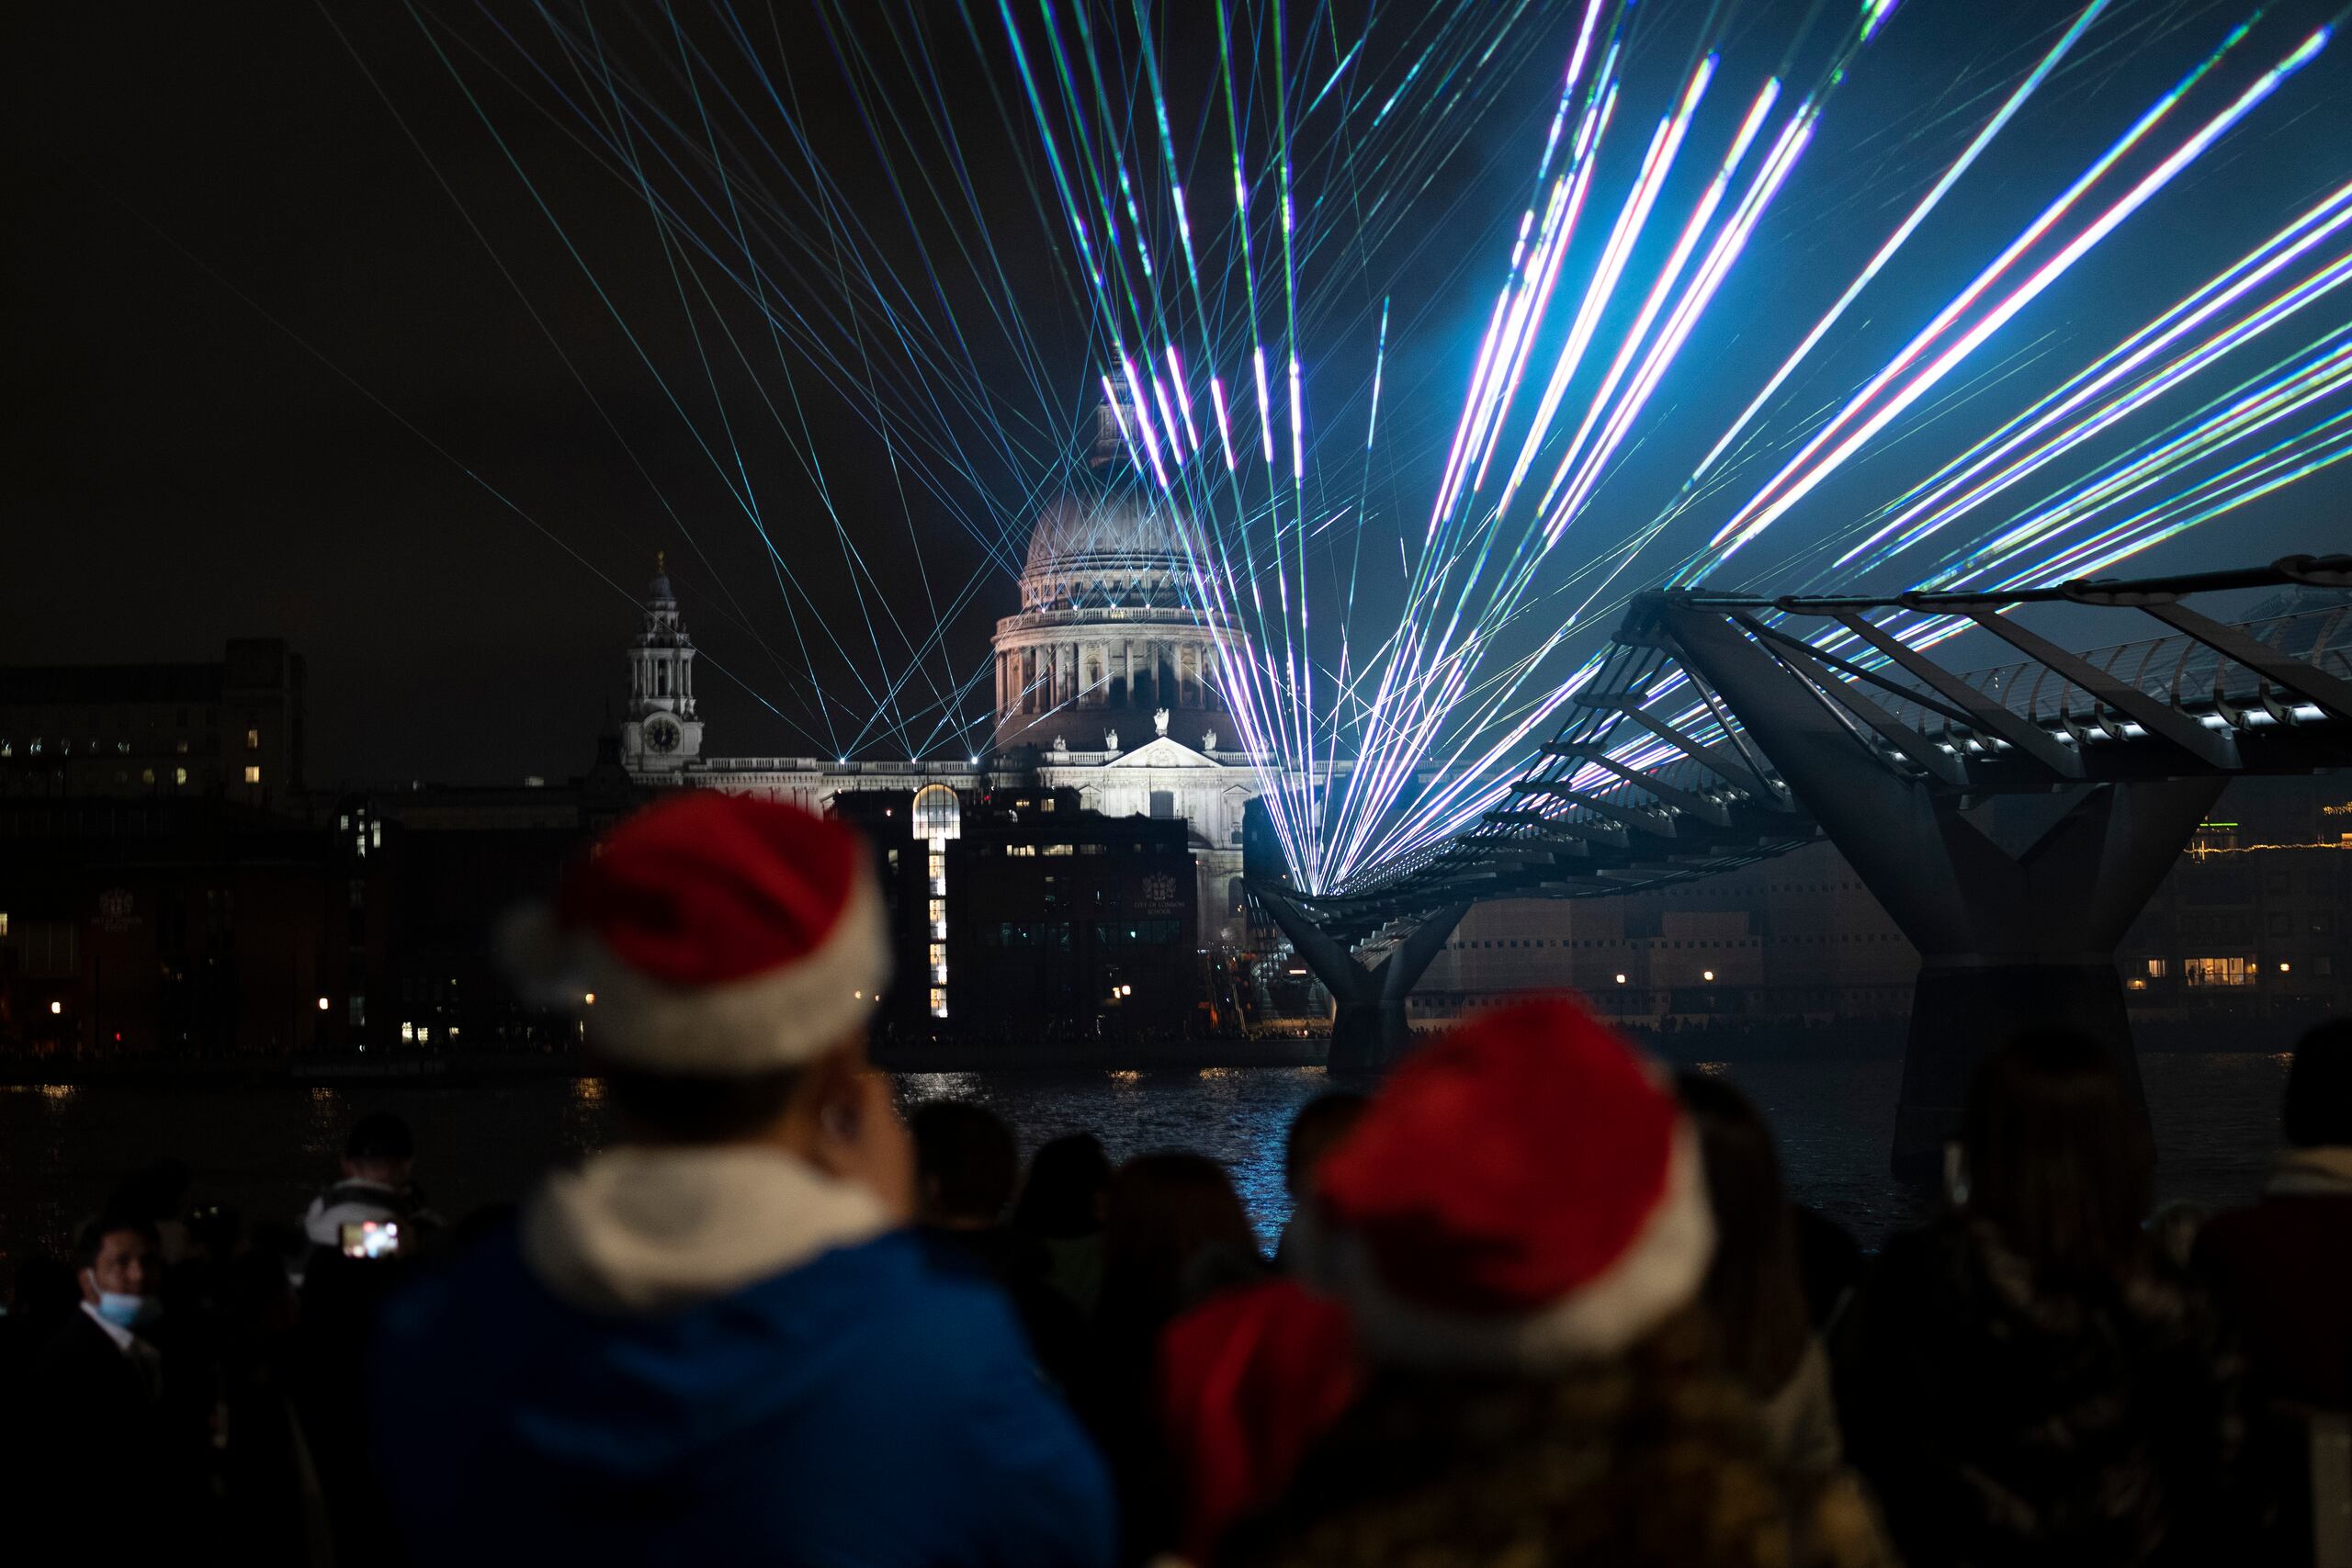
top-left (616, 407), bottom-right (1262, 948)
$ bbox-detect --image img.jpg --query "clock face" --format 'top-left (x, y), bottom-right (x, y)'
top-left (644, 716), bottom-right (681, 753)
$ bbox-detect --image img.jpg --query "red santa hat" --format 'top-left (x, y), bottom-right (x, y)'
top-left (1304, 994), bottom-right (1713, 1369)
top-left (503, 791), bottom-right (890, 1074)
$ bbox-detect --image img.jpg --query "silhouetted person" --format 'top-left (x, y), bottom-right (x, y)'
top-left (1013, 1133), bottom-right (1113, 1317)
top-left (912, 1100), bottom-right (1089, 1390)
top-left (2195, 1017), bottom-right (2352, 1562)
top-left (1273, 1090), bottom-right (1365, 1267)
top-left (371, 794), bottom-right (1112, 1565)
top-left (1679, 1073), bottom-right (1847, 1475)
top-left (1211, 998), bottom-right (1893, 1568)
top-left (301, 1111), bottom-right (440, 1272)
top-left (300, 1112), bottom-right (438, 1566)
top-left (1087, 1152), bottom-right (1264, 1563)
top-left (1839, 1030), bottom-right (2244, 1567)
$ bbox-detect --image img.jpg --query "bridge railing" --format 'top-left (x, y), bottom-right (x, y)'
top-left (1875, 602), bottom-right (2352, 743)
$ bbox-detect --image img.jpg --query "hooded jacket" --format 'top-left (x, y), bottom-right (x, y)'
top-left (369, 1145), bottom-right (1114, 1568)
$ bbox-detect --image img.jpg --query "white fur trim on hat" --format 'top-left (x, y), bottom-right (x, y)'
top-left (523, 1145), bottom-right (891, 1314)
top-left (1306, 1118), bottom-right (1713, 1371)
top-left (500, 868), bottom-right (891, 1074)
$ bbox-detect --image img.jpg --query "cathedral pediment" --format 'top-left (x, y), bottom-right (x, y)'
top-left (1103, 736), bottom-right (1219, 770)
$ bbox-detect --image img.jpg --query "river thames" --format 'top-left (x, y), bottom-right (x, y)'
top-left (0, 1051), bottom-right (2295, 1269)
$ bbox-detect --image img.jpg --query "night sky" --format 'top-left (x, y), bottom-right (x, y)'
top-left (7, 1), bottom-right (2348, 786)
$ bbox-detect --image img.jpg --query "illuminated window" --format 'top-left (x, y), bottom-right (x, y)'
top-left (245, 728), bottom-right (260, 750)
top-left (1043, 843), bottom-right (1074, 856)
top-left (1006, 844), bottom-right (1036, 857)
top-left (928, 898), bottom-right (947, 940)
top-left (2183, 956), bottom-right (2254, 987)
top-left (141, 769), bottom-right (154, 785)
top-left (0, 913), bottom-right (8, 937)
top-left (175, 767), bottom-right (187, 786)
top-left (929, 986), bottom-right (947, 1019)
top-left (911, 784), bottom-right (961, 841)
top-left (2144, 958), bottom-right (2166, 977)
top-left (244, 765), bottom-right (261, 784)
top-left (401, 1021), bottom-right (416, 1043)
top-left (175, 739), bottom-right (187, 755)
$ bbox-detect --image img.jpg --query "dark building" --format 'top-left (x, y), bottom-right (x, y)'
top-left (835, 784), bottom-right (1204, 1043)
top-left (0, 796), bottom-right (351, 1058)
top-left (0, 639), bottom-right (305, 812)
top-left (0, 739), bottom-right (645, 1059)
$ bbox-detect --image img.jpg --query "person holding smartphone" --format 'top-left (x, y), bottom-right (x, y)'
top-left (370, 793), bottom-right (1114, 1567)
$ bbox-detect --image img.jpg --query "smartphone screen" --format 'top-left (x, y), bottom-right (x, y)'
top-left (340, 1220), bottom-right (401, 1259)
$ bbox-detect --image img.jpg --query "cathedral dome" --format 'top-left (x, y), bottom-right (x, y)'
top-left (989, 394), bottom-right (1234, 757)
top-left (1022, 472), bottom-right (1193, 578)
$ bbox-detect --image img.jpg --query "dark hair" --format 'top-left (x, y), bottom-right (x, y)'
top-left (75, 1213), bottom-right (162, 1272)
top-left (910, 1101), bottom-right (1020, 1224)
top-left (1675, 1073), bottom-right (1813, 1395)
top-left (1012, 1133), bottom-right (1112, 1239)
top-left (1283, 1091), bottom-right (1369, 1199)
top-left (604, 1067), bottom-right (804, 1144)
top-left (1098, 1152), bottom-right (1261, 1341)
top-left (2283, 1018), bottom-right (2352, 1148)
top-left (345, 1112), bottom-right (414, 1164)
top-left (1963, 1030), bottom-right (2153, 1276)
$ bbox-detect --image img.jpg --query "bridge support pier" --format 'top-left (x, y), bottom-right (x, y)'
top-left (1663, 604), bottom-right (2225, 1181)
top-left (1255, 890), bottom-right (1470, 1082)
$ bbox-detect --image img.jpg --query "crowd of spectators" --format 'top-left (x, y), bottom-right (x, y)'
top-left (2, 790), bottom-right (2345, 1567)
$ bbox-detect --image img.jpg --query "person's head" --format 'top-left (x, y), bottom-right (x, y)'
top-left (2283, 1018), bottom-right (2352, 1148)
top-left (1099, 1152), bottom-right (1260, 1334)
top-left (1012, 1133), bottom-right (1112, 1239)
top-left (76, 1214), bottom-right (161, 1321)
top-left (1675, 1073), bottom-right (1811, 1394)
top-left (1307, 996), bottom-right (1713, 1373)
top-left (910, 1101), bottom-right (1019, 1229)
top-left (1962, 1030), bottom-right (2153, 1276)
top-left (1283, 1091), bottom-right (1369, 1201)
top-left (343, 1112), bottom-right (415, 1186)
top-left (506, 792), bottom-right (899, 1174)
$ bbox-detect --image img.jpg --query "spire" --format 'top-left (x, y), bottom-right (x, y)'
top-left (650, 548), bottom-right (673, 601)
top-left (1089, 385), bottom-right (1137, 470)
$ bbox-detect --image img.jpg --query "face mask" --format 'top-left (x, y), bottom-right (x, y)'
top-left (86, 1275), bottom-right (158, 1331)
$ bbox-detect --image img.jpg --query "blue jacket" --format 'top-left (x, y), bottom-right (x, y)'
top-left (370, 1227), bottom-right (1116, 1567)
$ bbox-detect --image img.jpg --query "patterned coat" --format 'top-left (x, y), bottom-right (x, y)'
top-left (1837, 1214), bottom-right (2245, 1568)
top-left (1220, 1309), bottom-right (1897, 1568)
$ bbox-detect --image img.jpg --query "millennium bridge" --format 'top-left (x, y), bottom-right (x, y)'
top-left (1252, 554), bottom-right (2352, 1178)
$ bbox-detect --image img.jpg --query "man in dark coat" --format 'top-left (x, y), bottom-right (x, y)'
top-left (371, 794), bottom-right (1114, 1567)
top-left (13, 1216), bottom-right (209, 1556)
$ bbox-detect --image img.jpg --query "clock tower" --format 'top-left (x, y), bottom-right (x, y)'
top-left (619, 551), bottom-right (704, 771)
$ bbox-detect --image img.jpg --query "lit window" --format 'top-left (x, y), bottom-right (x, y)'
top-left (929, 986), bottom-right (947, 1018)
top-left (175, 767), bottom-right (187, 786)
top-left (0, 913), bottom-right (8, 937)
top-left (370, 821), bottom-right (382, 849)
top-left (2183, 956), bottom-right (2254, 987)
top-left (141, 769), bottom-right (154, 785)
top-left (401, 1022), bottom-right (416, 1043)
top-left (245, 728), bottom-right (260, 750)
top-left (2144, 958), bottom-right (2166, 977)
top-left (244, 765), bottom-right (261, 784)
top-left (175, 739), bottom-right (188, 755)
top-left (911, 784), bottom-right (961, 841)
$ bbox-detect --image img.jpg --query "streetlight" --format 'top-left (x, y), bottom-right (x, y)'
top-left (1613, 974), bottom-right (1628, 985)
top-left (583, 991), bottom-right (597, 1006)
top-left (1702, 970), bottom-right (1715, 982)
top-left (317, 996), bottom-right (331, 1011)
top-left (50, 999), bottom-right (63, 1015)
